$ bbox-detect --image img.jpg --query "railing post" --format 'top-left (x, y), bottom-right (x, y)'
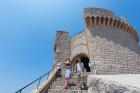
top-left (47, 71), bottom-right (50, 80)
top-left (37, 77), bottom-right (41, 89)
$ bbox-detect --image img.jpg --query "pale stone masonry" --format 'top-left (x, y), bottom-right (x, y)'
top-left (88, 75), bottom-right (140, 93)
top-left (54, 8), bottom-right (140, 75)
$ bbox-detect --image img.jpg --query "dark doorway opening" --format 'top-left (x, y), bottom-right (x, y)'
top-left (81, 57), bottom-right (90, 72)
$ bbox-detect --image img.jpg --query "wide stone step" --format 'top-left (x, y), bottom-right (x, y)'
top-left (50, 84), bottom-right (78, 90)
top-left (55, 76), bottom-right (87, 80)
top-left (52, 82), bottom-right (65, 86)
top-left (51, 83), bottom-right (77, 86)
top-left (53, 81), bottom-right (87, 86)
top-left (55, 76), bottom-right (78, 80)
top-left (54, 80), bottom-right (77, 84)
top-left (48, 89), bottom-right (88, 93)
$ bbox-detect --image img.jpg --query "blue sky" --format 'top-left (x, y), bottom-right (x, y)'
top-left (0, 0), bottom-right (140, 93)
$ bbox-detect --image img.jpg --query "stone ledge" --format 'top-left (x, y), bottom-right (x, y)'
top-left (87, 75), bottom-right (140, 93)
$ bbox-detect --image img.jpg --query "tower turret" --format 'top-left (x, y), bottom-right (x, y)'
top-left (84, 8), bottom-right (139, 44)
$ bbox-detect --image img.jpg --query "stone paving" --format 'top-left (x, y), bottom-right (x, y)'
top-left (48, 75), bottom-right (88, 93)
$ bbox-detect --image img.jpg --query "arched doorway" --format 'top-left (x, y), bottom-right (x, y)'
top-left (81, 56), bottom-right (90, 72)
top-left (72, 54), bottom-right (90, 72)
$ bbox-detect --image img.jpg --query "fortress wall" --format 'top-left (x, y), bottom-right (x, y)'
top-left (55, 31), bottom-right (71, 62)
top-left (88, 26), bottom-right (137, 50)
top-left (71, 32), bottom-right (89, 60)
top-left (86, 26), bottom-right (140, 74)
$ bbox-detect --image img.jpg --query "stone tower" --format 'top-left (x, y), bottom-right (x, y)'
top-left (31, 8), bottom-right (140, 93)
top-left (54, 8), bottom-right (140, 75)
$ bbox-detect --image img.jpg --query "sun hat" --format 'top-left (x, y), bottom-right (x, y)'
top-left (66, 60), bottom-right (70, 64)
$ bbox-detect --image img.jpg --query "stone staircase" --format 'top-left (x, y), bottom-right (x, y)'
top-left (48, 74), bottom-right (88, 93)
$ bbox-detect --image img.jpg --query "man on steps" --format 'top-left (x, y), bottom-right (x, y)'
top-left (56, 61), bottom-right (62, 78)
top-left (75, 58), bottom-right (85, 90)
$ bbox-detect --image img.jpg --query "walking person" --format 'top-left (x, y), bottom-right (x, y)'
top-left (64, 59), bottom-right (72, 89)
top-left (75, 58), bottom-right (85, 89)
top-left (56, 61), bottom-right (62, 78)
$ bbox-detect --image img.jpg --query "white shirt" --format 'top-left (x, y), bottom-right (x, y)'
top-left (89, 62), bottom-right (91, 67)
top-left (57, 62), bottom-right (62, 70)
top-left (76, 62), bottom-right (84, 72)
top-left (65, 66), bottom-right (72, 78)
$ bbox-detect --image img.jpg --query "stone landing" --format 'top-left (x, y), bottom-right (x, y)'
top-left (88, 75), bottom-right (140, 93)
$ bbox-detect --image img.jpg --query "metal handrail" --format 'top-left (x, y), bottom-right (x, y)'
top-left (15, 69), bottom-right (53, 93)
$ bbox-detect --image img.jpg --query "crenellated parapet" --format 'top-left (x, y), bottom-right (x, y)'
top-left (84, 8), bottom-right (139, 43)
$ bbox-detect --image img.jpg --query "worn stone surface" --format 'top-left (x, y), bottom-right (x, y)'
top-left (87, 75), bottom-right (140, 93)
top-left (86, 26), bottom-right (140, 74)
top-left (54, 31), bottom-right (71, 62)
top-left (48, 75), bottom-right (88, 93)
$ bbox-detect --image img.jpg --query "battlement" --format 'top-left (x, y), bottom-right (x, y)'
top-left (84, 8), bottom-right (114, 17)
top-left (56, 31), bottom-right (69, 39)
top-left (84, 8), bottom-right (139, 43)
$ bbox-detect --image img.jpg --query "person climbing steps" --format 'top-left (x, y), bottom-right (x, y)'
top-left (56, 60), bottom-right (63, 78)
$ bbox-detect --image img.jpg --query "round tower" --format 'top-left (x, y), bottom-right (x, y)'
top-left (70, 8), bottom-right (140, 74)
top-left (84, 8), bottom-right (139, 46)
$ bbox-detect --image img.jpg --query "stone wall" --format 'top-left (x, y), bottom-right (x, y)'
top-left (86, 26), bottom-right (140, 74)
top-left (87, 26), bottom-right (138, 51)
top-left (84, 8), bottom-right (114, 18)
top-left (54, 31), bottom-right (71, 62)
top-left (71, 32), bottom-right (89, 59)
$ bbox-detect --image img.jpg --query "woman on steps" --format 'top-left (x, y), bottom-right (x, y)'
top-left (64, 59), bottom-right (72, 89)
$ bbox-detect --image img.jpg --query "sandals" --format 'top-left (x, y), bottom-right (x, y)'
top-left (64, 87), bottom-right (68, 89)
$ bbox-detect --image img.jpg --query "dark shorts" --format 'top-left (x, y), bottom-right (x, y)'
top-left (57, 69), bottom-right (61, 77)
top-left (58, 69), bottom-right (61, 72)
